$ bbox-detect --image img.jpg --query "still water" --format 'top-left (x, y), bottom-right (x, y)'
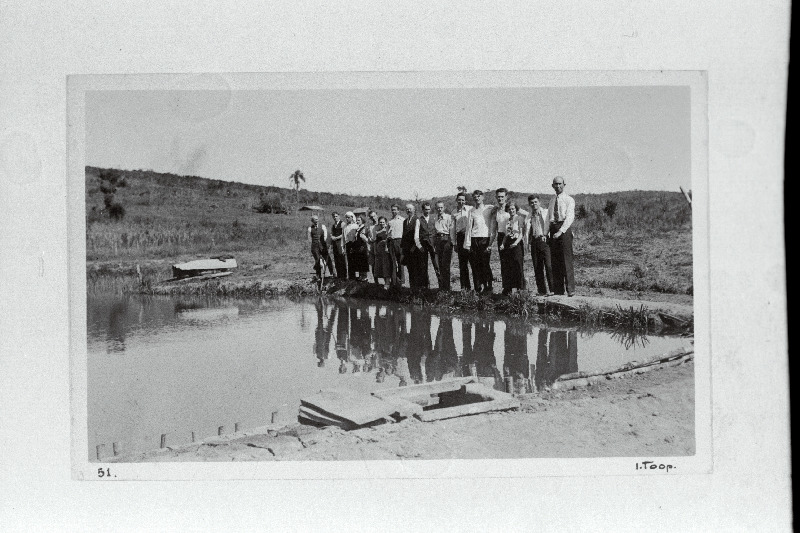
top-left (87, 294), bottom-right (687, 458)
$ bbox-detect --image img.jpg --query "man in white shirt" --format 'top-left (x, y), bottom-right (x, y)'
top-left (386, 204), bottom-right (406, 287)
top-left (525, 195), bottom-right (554, 296)
top-left (547, 176), bottom-right (576, 296)
top-left (451, 192), bottom-right (474, 291)
top-left (463, 190), bottom-right (496, 293)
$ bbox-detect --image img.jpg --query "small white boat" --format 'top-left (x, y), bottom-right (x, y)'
top-left (171, 256), bottom-right (237, 279)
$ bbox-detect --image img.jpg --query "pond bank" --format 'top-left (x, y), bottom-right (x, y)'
top-left (109, 358), bottom-right (695, 462)
top-left (144, 275), bottom-right (693, 333)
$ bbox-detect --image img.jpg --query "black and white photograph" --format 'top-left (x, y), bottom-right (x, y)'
top-left (70, 72), bottom-right (709, 469)
top-left (1, 2), bottom-right (789, 531)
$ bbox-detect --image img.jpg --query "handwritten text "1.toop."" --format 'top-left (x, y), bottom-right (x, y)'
top-left (635, 461), bottom-right (675, 472)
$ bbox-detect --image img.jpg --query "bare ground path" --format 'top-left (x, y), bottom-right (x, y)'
top-left (112, 361), bottom-right (694, 462)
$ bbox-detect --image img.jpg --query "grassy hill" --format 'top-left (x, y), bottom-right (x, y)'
top-left (85, 167), bottom-right (693, 295)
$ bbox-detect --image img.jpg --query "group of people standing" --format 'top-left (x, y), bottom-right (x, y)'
top-left (308, 176), bottom-right (576, 297)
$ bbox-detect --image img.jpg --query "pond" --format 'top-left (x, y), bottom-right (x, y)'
top-left (87, 294), bottom-right (688, 459)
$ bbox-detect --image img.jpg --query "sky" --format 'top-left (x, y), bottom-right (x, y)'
top-left (86, 86), bottom-right (691, 198)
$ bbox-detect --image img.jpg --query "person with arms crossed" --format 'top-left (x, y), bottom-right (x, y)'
top-left (547, 176), bottom-right (576, 296)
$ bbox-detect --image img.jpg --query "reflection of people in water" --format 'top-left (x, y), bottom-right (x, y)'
top-left (460, 319), bottom-right (473, 377)
top-left (372, 306), bottom-right (394, 377)
top-left (392, 310), bottom-right (411, 386)
top-left (503, 320), bottom-right (531, 393)
top-left (534, 328), bottom-right (580, 389)
top-left (408, 310), bottom-right (432, 384)
top-left (431, 315), bottom-right (459, 381)
top-left (107, 299), bottom-right (129, 353)
top-left (313, 299), bottom-right (334, 367)
top-left (349, 304), bottom-right (372, 373)
top-left (472, 319), bottom-right (502, 388)
top-left (334, 299), bottom-right (350, 373)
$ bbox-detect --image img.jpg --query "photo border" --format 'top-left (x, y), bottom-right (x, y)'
top-left (68, 70), bottom-right (710, 480)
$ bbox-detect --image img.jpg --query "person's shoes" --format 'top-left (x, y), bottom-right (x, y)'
top-left (546, 292), bottom-right (554, 297)
top-left (567, 292), bottom-right (575, 297)
top-left (502, 288), bottom-right (512, 296)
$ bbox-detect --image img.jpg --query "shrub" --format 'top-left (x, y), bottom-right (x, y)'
top-left (108, 203), bottom-right (126, 220)
top-left (603, 200), bottom-right (618, 219)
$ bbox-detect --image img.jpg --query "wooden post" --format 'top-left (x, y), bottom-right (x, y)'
top-left (95, 444), bottom-right (104, 460)
top-left (191, 431), bottom-right (196, 443)
top-left (234, 422), bottom-right (241, 433)
top-left (218, 426), bottom-right (224, 436)
top-left (160, 434), bottom-right (166, 448)
top-left (469, 363), bottom-right (478, 377)
top-left (504, 375), bottom-right (514, 394)
top-left (112, 442), bottom-right (119, 456)
top-left (271, 411), bottom-right (279, 424)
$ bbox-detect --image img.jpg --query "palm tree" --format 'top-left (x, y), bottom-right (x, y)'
top-left (289, 169), bottom-right (305, 204)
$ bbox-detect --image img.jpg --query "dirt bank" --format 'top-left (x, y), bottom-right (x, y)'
top-left (111, 359), bottom-right (694, 462)
top-left (138, 272), bottom-right (693, 333)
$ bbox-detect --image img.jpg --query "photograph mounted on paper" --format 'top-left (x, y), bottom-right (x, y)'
top-left (69, 72), bottom-right (708, 470)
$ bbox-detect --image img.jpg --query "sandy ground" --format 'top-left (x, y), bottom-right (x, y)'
top-left (113, 360), bottom-right (694, 462)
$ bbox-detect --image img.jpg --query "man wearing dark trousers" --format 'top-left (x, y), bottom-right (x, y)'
top-left (433, 200), bottom-right (454, 291)
top-left (547, 176), bottom-right (576, 296)
top-left (452, 192), bottom-right (474, 291)
top-left (386, 204), bottom-right (406, 287)
top-left (401, 203), bottom-right (424, 288)
top-left (329, 212), bottom-right (348, 279)
top-left (414, 201), bottom-right (440, 288)
top-left (463, 190), bottom-right (496, 293)
top-left (525, 195), bottom-right (554, 296)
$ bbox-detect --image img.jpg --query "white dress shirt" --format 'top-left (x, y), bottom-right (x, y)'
top-left (463, 204), bottom-right (495, 250)
top-left (548, 192), bottom-right (575, 233)
top-left (526, 207), bottom-right (550, 239)
top-left (452, 205), bottom-right (473, 238)
top-left (387, 216), bottom-right (405, 239)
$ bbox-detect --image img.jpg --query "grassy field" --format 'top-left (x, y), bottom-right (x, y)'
top-left (85, 167), bottom-right (693, 299)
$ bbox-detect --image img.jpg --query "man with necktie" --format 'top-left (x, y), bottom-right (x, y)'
top-left (547, 176), bottom-right (576, 296)
top-left (525, 195), bottom-right (554, 296)
top-left (433, 200), bottom-right (454, 291)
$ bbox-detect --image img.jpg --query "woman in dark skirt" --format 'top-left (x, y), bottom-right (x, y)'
top-left (349, 214), bottom-right (371, 280)
top-left (372, 216), bottom-right (393, 286)
top-left (498, 203), bottom-right (525, 293)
